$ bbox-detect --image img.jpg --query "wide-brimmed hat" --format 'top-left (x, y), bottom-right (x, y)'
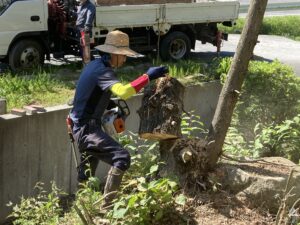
top-left (95, 30), bottom-right (140, 57)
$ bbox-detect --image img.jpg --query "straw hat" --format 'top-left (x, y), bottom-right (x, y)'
top-left (95, 30), bottom-right (140, 57)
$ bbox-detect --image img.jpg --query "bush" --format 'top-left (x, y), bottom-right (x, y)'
top-left (219, 16), bottom-right (300, 41)
top-left (219, 59), bottom-right (300, 129)
top-left (253, 114), bottom-right (300, 163)
top-left (106, 177), bottom-right (186, 225)
top-left (220, 58), bottom-right (300, 161)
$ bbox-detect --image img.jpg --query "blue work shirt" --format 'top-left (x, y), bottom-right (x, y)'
top-left (70, 58), bottom-right (119, 125)
top-left (76, 0), bottom-right (96, 32)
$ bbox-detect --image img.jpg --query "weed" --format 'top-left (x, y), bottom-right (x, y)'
top-left (0, 70), bottom-right (74, 110)
top-left (8, 182), bottom-right (63, 225)
top-left (181, 111), bottom-right (207, 138)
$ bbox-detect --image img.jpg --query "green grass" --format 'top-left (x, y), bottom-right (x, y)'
top-left (117, 57), bottom-right (214, 84)
top-left (0, 69), bottom-right (74, 111)
top-left (0, 58), bottom-right (214, 111)
top-left (219, 16), bottom-right (300, 41)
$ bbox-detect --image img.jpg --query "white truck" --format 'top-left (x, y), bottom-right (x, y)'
top-left (0, 0), bottom-right (239, 70)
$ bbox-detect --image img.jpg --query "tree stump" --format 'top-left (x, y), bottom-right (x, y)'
top-left (138, 77), bottom-right (210, 188)
top-left (137, 77), bottom-right (185, 140)
top-left (159, 138), bottom-right (209, 187)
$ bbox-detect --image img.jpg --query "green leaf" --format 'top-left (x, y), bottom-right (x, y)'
top-left (149, 165), bottom-right (159, 174)
top-left (154, 210), bottom-right (164, 220)
top-left (175, 194), bottom-right (187, 206)
top-left (167, 180), bottom-right (178, 189)
top-left (148, 143), bottom-right (157, 151)
top-left (137, 183), bottom-right (148, 192)
top-left (137, 177), bottom-right (146, 184)
top-left (113, 208), bottom-right (127, 219)
top-left (127, 195), bottom-right (138, 208)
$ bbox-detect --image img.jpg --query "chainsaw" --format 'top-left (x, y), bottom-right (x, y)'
top-left (102, 99), bottom-right (130, 136)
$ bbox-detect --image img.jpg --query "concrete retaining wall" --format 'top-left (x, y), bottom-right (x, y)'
top-left (0, 81), bottom-right (221, 222)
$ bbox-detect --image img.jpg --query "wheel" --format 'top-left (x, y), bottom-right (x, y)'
top-left (9, 39), bottom-right (44, 71)
top-left (159, 31), bottom-right (191, 61)
top-left (0, 62), bottom-right (10, 74)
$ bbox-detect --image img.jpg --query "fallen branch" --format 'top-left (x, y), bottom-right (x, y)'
top-left (276, 169), bottom-right (295, 225)
top-left (79, 200), bottom-right (96, 225)
top-left (93, 191), bottom-right (118, 206)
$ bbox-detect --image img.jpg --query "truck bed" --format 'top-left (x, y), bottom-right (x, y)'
top-left (95, 1), bottom-right (239, 30)
top-left (96, 0), bottom-right (191, 6)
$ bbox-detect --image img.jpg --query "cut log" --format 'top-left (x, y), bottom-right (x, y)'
top-left (138, 77), bottom-right (185, 140)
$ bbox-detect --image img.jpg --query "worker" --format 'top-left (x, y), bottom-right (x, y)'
top-left (76, 0), bottom-right (95, 36)
top-left (69, 30), bottom-right (168, 208)
top-left (75, 0), bottom-right (96, 63)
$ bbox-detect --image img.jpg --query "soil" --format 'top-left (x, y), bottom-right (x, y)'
top-left (186, 191), bottom-right (275, 225)
top-left (167, 157), bottom-right (298, 225)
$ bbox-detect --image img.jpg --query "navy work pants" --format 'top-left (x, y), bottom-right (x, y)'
top-left (73, 119), bottom-right (131, 182)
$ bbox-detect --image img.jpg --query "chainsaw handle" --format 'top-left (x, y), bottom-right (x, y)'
top-left (117, 99), bottom-right (130, 118)
top-left (66, 116), bottom-right (75, 142)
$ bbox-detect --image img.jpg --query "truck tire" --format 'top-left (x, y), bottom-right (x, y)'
top-left (9, 39), bottom-right (44, 71)
top-left (160, 31), bottom-right (191, 61)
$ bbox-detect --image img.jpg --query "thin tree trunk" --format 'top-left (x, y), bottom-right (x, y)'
top-left (206, 0), bottom-right (268, 169)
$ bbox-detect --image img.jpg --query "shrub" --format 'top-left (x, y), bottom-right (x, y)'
top-left (219, 16), bottom-right (300, 41)
top-left (106, 177), bottom-right (186, 225)
top-left (219, 58), bottom-right (300, 129)
top-left (9, 182), bottom-right (63, 225)
top-left (253, 114), bottom-right (300, 163)
top-left (220, 58), bottom-right (300, 161)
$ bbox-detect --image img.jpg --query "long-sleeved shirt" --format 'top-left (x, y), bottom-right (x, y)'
top-left (70, 57), bottom-right (149, 124)
top-left (76, 0), bottom-right (96, 32)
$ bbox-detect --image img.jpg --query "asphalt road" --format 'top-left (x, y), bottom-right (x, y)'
top-left (193, 34), bottom-right (300, 76)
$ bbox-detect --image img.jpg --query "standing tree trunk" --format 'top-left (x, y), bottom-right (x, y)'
top-left (206, 0), bottom-right (268, 169)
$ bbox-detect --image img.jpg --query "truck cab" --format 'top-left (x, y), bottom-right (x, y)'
top-left (0, 0), bottom-right (48, 70)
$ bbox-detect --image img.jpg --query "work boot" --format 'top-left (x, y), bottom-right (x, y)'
top-left (101, 167), bottom-right (124, 209)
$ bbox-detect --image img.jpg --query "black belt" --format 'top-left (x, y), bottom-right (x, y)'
top-left (78, 118), bottom-right (101, 126)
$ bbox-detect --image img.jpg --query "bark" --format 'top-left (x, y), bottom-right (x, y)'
top-left (138, 77), bottom-right (185, 140)
top-left (206, 0), bottom-right (268, 169)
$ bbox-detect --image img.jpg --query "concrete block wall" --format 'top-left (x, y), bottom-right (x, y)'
top-left (0, 81), bottom-right (221, 222)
